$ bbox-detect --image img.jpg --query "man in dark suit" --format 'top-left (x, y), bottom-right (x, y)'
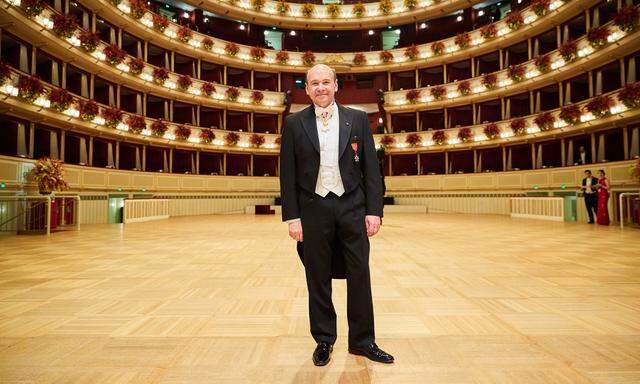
top-left (581, 169), bottom-right (599, 223)
top-left (279, 64), bottom-right (393, 366)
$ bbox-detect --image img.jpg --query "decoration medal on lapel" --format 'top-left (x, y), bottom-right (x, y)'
top-left (351, 136), bottom-right (360, 163)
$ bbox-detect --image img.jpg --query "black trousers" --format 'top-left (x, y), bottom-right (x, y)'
top-left (299, 188), bottom-right (375, 348)
top-left (584, 194), bottom-right (598, 222)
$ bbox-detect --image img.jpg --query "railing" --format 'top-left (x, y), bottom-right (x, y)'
top-left (0, 195), bottom-right (80, 235)
top-left (618, 192), bottom-right (640, 228)
top-left (123, 199), bottom-right (169, 223)
top-left (510, 197), bottom-right (564, 221)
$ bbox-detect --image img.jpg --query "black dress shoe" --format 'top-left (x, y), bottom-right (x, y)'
top-left (313, 342), bottom-right (333, 366)
top-left (349, 343), bottom-right (394, 364)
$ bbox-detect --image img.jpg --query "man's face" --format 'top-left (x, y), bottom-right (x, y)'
top-left (305, 66), bottom-right (337, 108)
top-left (585, 171), bottom-right (591, 177)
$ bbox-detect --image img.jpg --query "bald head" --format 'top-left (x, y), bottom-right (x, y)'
top-left (305, 64), bottom-right (338, 108)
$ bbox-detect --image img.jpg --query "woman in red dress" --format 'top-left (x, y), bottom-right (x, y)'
top-left (596, 169), bottom-right (610, 226)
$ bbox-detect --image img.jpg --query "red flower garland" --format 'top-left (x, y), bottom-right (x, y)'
top-left (22, 0), bottom-right (45, 18)
top-left (559, 40), bottom-right (578, 62)
top-left (506, 10), bottom-right (524, 30)
top-left (534, 54), bottom-right (551, 73)
top-left (177, 26), bottom-right (192, 43)
top-left (614, 6), bottom-right (639, 32)
top-left (152, 14), bottom-right (169, 32)
top-left (454, 33), bottom-right (471, 49)
top-left (276, 51), bottom-right (289, 65)
top-left (128, 57), bottom-right (145, 76)
top-left (404, 45), bottom-right (419, 60)
top-left (79, 31), bottom-right (100, 53)
top-left (457, 80), bottom-right (471, 96)
top-left (431, 41), bottom-right (445, 56)
top-left (480, 24), bottom-right (497, 39)
top-left (380, 135), bottom-right (395, 147)
top-left (531, 0), bottom-right (551, 16)
top-left (507, 64), bottom-right (526, 82)
top-left (482, 73), bottom-right (497, 89)
top-left (52, 13), bottom-right (77, 38)
top-left (587, 26), bottom-right (610, 49)
top-left (430, 85), bottom-right (446, 100)
top-left (130, 0), bottom-right (147, 19)
top-left (202, 37), bottom-right (214, 51)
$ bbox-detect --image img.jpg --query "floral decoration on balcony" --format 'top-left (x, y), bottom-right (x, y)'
top-left (404, 0), bottom-right (417, 9)
top-left (224, 131), bottom-right (240, 146)
top-left (302, 51), bottom-right (316, 66)
top-left (510, 117), bottom-right (526, 136)
top-left (128, 57), bottom-right (145, 76)
top-left (614, 6), bottom-right (639, 33)
top-left (587, 26), bottom-right (610, 49)
top-left (79, 31), bottom-right (100, 53)
top-left (150, 119), bottom-right (168, 137)
top-left (454, 32), bottom-right (470, 49)
top-left (618, 82), bottom-right (640, 108)
top-left (177, 26), bottom-right (192, 43)
top-left (457, 80), bottom-right (470, 96)
top-left (18, 75), bottom-right (44, 103)
top-left (585, 95), bottom-right (613, 118)
top-left (380, 51), bottom-right (393, 63)
top-left (250, 46), bottom-right (266, 62)
top-left (507, 64), bottom-right (526, 83)
top-left (152, 67), bottom-right (169, 85)
top-left (104, 44), bottom-right (126, 66)
top-left (531, 0), bottom-right (551, 16)
top-left (200, 128), bottom-right (215, 144)
top-left (380, 135), bottom-right (395, 147)
top-left (174, 125), bottom-right (192, 140)
top-left (353, 53), bottom-right (366, 66)
top-left (327, 3), bottom-right (341, 17)
top-left (559, 104), bottom-right (581, 125)
top-left (201, 82), bottom-right (216, 97)
top-left (276, 1), bottom-right (290, 15)
top-left (353, 2), bottom-right (365, 17)
top-left (559, 40), bottom-right (578, 62)
top-left (202, 37), bottom-right (214, 51)
top-left (431, 41), bottom-right (445, 56)
top-left (379, 0), bottom-right (392, 15)
top-left (52, 14), bottom-right (77, 39)
top-left (22, 0), bottom-right (45, 18)
top-left (251, 0), bottom-right (265, 11)
top-left (126, 114), bottom-right (146, 134)
top-left (483, 123), bottom-right (500, 139)
top-left (405, 133), bottom-right (421, 146)
top-left (430, 85), bottom-right (446, 101)
top-left (31, 157), bottom-right (69, 194)
top-left (534, 54), bottom-right (551, 73)
top-left (506, 10), bottom-right (524, 30)
top-left (431, 130), bottom-right (447, 145)
top-left (102, 106), bottom-right (123, 129)
top-left (226, 86), bottom-right (240, 101)
top-left (177, 75), bottom-right (192, 92)
top-left (482, 73), bottom-right (497, 90)
top-left (130, 0), bottom-right (147, 19)
top-left (250, 133), bottom-right (265, 147)
top-left (533, 111), bottom-right (555, 131)
top-left (301, 3), bottom-right (315, 18)
top-left (276, 51), bottom-right (289, 65)
top-left (0, 61), bottom-right (10, 86)
top-left (251, 90), bottom-right (264, 104)
top-left (480, 24), bottom-right (497, 39)
top-left (48, 88), bottom-right (73, 112)
top-left (457, 127), bottom-right (473, 143)
top-left (152, 14), bottom-right (169, 32)
top-left (404, 45), bottom-right (419, 60)
top-left (225, 42), bottom-right (239, 56)
top-left (78, 99), bottom-right (99, 121)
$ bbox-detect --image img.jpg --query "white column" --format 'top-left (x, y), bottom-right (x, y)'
top-left (17, 123), bottom-right (27, 157)
top-left (507, 148), bottom-right (512, 171)
top-left (107, 142), bottom-right (114, 167)
top-left (109, 28), bottom-right (116, 44)
top-left (135, 147), bottom-right (141, 170)
top-left (79, 137), bottom-right (88, 165)
top-left (136, 94), bottom-right (143, 114)
top-left (191, 153), bottom-right (196, 174)
top-left (19, 45), bottom-right (29, 72)
top-left (630, 127), bottom-right (639, 158)
top-left (564, 83), bottom-right (572, 104)
top-left (567, 139), bottom-right (574, 166)
top-left (80, 73), bottom-right (89, 98)
top-left (163, 150), bottom-right (169, 172)
top-left (595, 71), bottom-right (603, 95)
top-left (536, 144), bottom-right (543, 168)
top-left (49, 131), bottom-right (59, 160)
top-left (592, 8), bottom-right (600, 27)
top-left (597, 134), bottom-right (606, 162)
top-left (535, 91), bottom-right (541, 113)
top-left (627, 57), bottom-right (636, 84)
top-left (108, 85), bottom-right (115, 106)
top-left (51, 61), bottom-right (60, 86)
top-left (505, 99), bottom-right (511, 119)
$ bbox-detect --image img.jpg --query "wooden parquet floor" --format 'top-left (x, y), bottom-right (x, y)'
top-left (0, 213), bottom-right (639, 383)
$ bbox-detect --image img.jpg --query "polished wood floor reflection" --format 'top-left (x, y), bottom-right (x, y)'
top-left (0, 213), bottom-right (639, 383)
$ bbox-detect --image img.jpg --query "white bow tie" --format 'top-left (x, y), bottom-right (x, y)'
top-left (314, 103), bottom-right (335, 131)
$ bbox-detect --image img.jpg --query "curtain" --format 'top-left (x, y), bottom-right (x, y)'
top-left (49, 131), bottom-right (59, 160)
top-left (17, 123), bottom-right (27, 157)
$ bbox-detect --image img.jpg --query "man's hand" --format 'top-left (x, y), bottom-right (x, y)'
top-left (365, 215), bottom-right (381, 237)
top-left (288, 220), bottom-right (303, 242)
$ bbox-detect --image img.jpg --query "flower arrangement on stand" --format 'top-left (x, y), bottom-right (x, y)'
top-left (483, 123), bottom-right (500, 139)
top-left (250, 46), bottom-right (266, 62)
top-left (457, 127), bottom-right (473, 142)
top-left (128, 57), bottom-right (145, 76)
top-left (454, 32), bottom-right (471, 49)
top-left (506, 10), bottom-right (524, 30)
top-left (152, 14), bottom-right (169, 32)
top-left (533, 111), bottom-right (555, 131)
top-left (18, 75), bottom-right (44, 103)
top-left (430, 85), bottom-right (446, 100)
top-left (534, 54), bottom-right (551, 73)
top-left (457, 80), bottom-right (470, 96)
top-left (379, 0), bottom-right (392, 15)
top-left (353, 2), bottom-right (365, 17)
top-left (104, 44), bottom-right (126, 66)
top-left (404, 45), bottom-right (419, 60)
top-left (614, 6), bottom-right (639, 32)
top-left (353, 53), bottom-right (366, 66)
top-left (22, 0), bottom-right (45, 18)
top-left (78, 99), bottom-right (99, 121)
top-left (276, 1), bottom-right (290, 15)
top-left (250, 133), bottom-right (265, 147)
top-left (482, 73), bottom-right (497, 90)
top-left (31, 157), bottom-right (69, 194)
top-left (130, 0), bottom-right (147, 19)
top-left (201, 82), bottom-right (216, 97)
top-left (380, 135), bottom-right (395, 147)
top-left (199, 128), bottom-right (215, 144)
top-left (618, 82), bottom-right (640, 108)
top-left (531, 0), bottom-right (551, 16)
top-left (380, 51), bottom-right (394, 63)
top-left (276, 51), bottom-right (289, 65)
top-left (405, 133), bottom-right (421, 146)
top-left (202, 38), bottom-right (214, 51)
top-left (302, 51), bottom-right (316, 66)
top-left (326, 3), bottom-right (341, 17)
top-left (52, 14), bottom-right (77, 38)
top-left (559, 104), bottom-right (582, 125)
top-left (177, 26), bottom-right (192, 43)
top-left (150, 119), bottom-right (168, 137)
top-left (559, 40), bottom-right (578, 62)
top-left (177, 75), bottom-right (192, 92)
top-left (404, 89), bottom-right (421, 104)
top-left (301, 3), bottom-right (315, 18)
top-left (587, 26), bottom-right (610, 49)
top-left (226, 86), bottom-right (240, 101)
top-left (431, 41), bottom-right (445, 56)
top-left (507, 64), bottom-right (526, 83)
top-left (251, 90), bottom-right (264, 104)
top-left (126, 114), bottom-right (146, 134)
top-left (102, 106), bottom-right (123, 129)
top-left (585, 95), bottom-right (614, 118)
top-left (152, 67), bottom-right (169, 85)
top-left (432, 130), bottom-right (448, 145)
top-left (48, 88), bottom-right (73, 112)
top-left (480, 24), bottom-right (497, 39)
top-left (79, 31), bottom-right (100, 53)
top-left (174, 125), bottom-right (191, 140)
top-left (225, 42), bottom-right (239, 56)
top-left (510, 118), bottom-right (526, 135)
top-left (225, 131), bottom-right (240, 146)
